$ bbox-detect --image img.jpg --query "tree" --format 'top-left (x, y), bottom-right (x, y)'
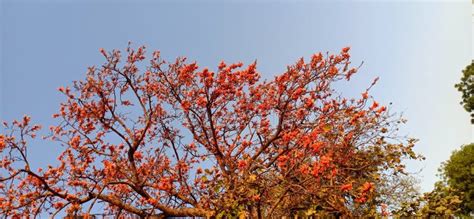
top-left (440, 143), bottom-right (474, 215)
top-left (393, 144), bottom-right (474, 218)
top-left (455, 62), bottom-right (474, 124)
top-left (392, 182), bottom-right (463, 218)
top-left (376, 173), bottom-right (421, 215)
top-left (0, 45), bottom-right (422, 218)
top-left (419, 181), bottom-right (463, 217)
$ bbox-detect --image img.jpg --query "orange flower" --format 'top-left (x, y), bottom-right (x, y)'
top-left (52, 202), bottom-right (65, 209)
top-left (69, 135), bottom-right (81, 149)
top-left (292, 87), bottom-right (305, 99)
top-left (341, 183), bottom-right (353, 192)
top-left (342, 47), bottom-right (350, 53)
top-left (320, 155), bottom-right (331, 166)
top-left (328, 66), bottom-right (338, 75)
top-left (237, 159), bottom-right (247, 170)
top-left (311, 142), bottom-right (323, 153)
top-left (355, 196), bottom-right (367, 203)
top-left (134, 151), bottom-right (143, 160)
top-left (362, 91), bottom-right (369, 99)
top-left (0, 135), bottom-right (5, 150)
top-left (196, 96), bottom-right (207, 107)
top-left (277, 155), bottom-right (289, 168)
top-left (181, 100), bottom-right (191, 111)
top-left (361, 182), bottom-right (374, 193)
top-left (252, 194), bottom-right (261, 201)
top-left (311, 53), bottom-right (323, 68)
top-left (304, 97), bottom-right (314, 108)
top-left (370, 101), bottom-right (379, 110)
top-left (376, 106), bottom-right (387, 114)
top-left (299, 164), bottom-right (310, 175)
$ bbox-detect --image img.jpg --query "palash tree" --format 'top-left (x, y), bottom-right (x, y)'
top-left (0, 45), bottom-right (422, 218)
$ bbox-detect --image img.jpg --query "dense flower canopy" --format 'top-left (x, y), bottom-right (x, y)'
top-left (0, 45), bottom-right (421, 218)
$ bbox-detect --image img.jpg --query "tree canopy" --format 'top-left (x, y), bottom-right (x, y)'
top-left (455, 62), bottom-right (474, 124)
top-left (440, 143), bottom-right (474, 215)
top-left (0, 46), bottom-right (422, 218)
top-left (394, 62), bottom-right (474, 218)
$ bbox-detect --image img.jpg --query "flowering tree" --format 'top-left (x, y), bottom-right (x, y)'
top-left (0, 45), bottom-right (421, 218)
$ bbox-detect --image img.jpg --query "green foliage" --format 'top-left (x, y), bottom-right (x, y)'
top-left (455, 62), bottom-right (474, 124)
top-left (419, 181), bottom-right (463, 217)
top-left (392, 181), bottom-right (462, 218)
top-left (394, 144), bottom-right (474, 217)
top-left (440, 143), bottom-right (474, 215)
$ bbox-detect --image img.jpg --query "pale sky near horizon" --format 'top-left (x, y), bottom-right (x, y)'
top-left (0, 0), bottom-right (472, 215)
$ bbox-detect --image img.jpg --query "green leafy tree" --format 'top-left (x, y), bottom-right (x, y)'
top-left (393, 181), bottom-right (463, 218)
top-left (455, 62), bottom-right (474, 124)
top-left (395, 144), bottom-right (474, 218)
top-left (419, 181), bottom-right (463, 217)
top-left (440, 143), bottom-right (474, 215)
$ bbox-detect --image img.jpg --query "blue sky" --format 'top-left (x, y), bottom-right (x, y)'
top-left (1, 0), bottom-right (472, 212)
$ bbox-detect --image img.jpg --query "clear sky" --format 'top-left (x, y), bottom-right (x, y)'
top-left (1, 0), bottom-right (472, 208)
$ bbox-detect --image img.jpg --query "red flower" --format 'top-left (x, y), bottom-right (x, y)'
top-left (0, 135), bottom-right (5, 150)
top-left (355, 196), bottom-right (367, 203)
top-left (362, 182), bottom-right (374, 193)
top-left (341, 183), bottom-right (353, 192)
top-left (238, 159), bottom-right (247, 170)
top-left (362, 91), bottom-right (369, 99)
